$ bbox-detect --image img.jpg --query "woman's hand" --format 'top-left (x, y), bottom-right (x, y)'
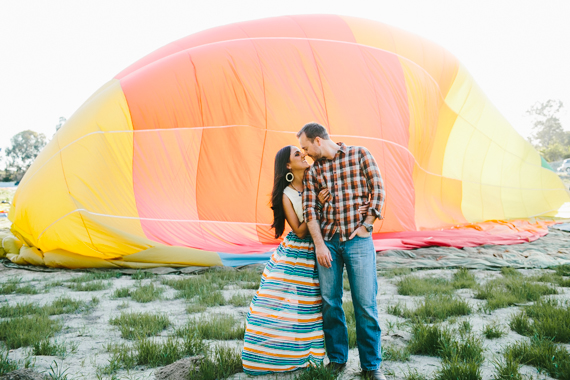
top-left (318, 188), bottom-right (331, 205)
top-left (359, 200), bottom-right (370, 216)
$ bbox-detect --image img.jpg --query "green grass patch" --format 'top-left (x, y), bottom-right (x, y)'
top-left (0, 349), bottom-right (18, 375)
top-left (0, 314), bottom-right (62, 349)
top-left (383, 267), bottom-right (412, 278)
top-left (196, 290), bottom-right (226, 307)
top-left (32, 339), bottom-right (68, 357)
top-left (0, 296), bottom-right (97, 318)
top-left (388, 295), bottom-right (471, 322)
top-left (382, 345), bottom-right (410, 362)
top-left (397, 276), bottom-right (455, 296)
top-left (112, 287), bottom-right (131, 298)
top-left (109, 311), bottom-right (171, 340)
top-left (553, 264), bottom-right (570, 276)
top-left (188, 344), bottom-right (243, 380)
top-left (475, 274), bottom-right (557, 311)
top-left (131, 270), bottom-right (155, 280)
top-left (509, 298), bottom-right (570, 343)
top-left (228, 293), bottom-right (251, 307)
top-left (67, 272), bottom-right (121, 283)
top-left (403, 369), bottom-right (429, 380)
top-left (0, 278), bottom-right (39, 295)
top-left (492, 356), bottom-right (523, 380)
top-left (503, 336), bottom-right (570, 379)
top-left (434, 361), bottom-right (482, 380)
top-left (67, 280), bottom-right (111, 292)
top-left (342, 301), bottom-right (357, 349)
top-left (408, 323), bottom-right (452, 357)
top-left (294, 363), bottom-right (337, 380)
top-left (482, 321), bottom-right (506, 339)
top-left (186, 304), bottom-right (207, 314)
top-left (177, 314), bottom-right (244, 340)
top-left (130, 282), bottom-right (164, 303)
top-left (104, 335), bottom-right (204, 373)
top-left (500, 267), bottom-right (522, 277)
top-left (452, 268), bottom-right (476, 289)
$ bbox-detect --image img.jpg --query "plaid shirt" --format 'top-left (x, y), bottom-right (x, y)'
top-left (303, 142), bottom-right (385, 242)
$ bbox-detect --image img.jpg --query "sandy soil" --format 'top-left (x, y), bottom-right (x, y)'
top-left (1, 263), bottom-right (568, 380)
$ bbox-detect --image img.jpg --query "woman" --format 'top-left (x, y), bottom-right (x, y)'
top-left (241, 145), bottom-right (367, 375)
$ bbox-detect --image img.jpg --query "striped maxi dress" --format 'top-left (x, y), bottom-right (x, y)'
top-left (242, 230), bottom-right (325, 375)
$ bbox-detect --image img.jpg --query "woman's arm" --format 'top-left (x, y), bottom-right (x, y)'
top-left (282, 194), bottom-right (308, 239)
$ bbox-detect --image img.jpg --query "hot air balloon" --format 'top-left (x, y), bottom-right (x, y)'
top-left (5, 15), bottom-right (567, 268)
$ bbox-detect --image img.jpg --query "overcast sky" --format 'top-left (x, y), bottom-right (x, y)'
top-left (1, 0), bottom-right (569, 164)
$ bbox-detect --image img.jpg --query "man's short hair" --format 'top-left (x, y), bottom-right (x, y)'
top-left (296, 122), bottom-right (330, 141)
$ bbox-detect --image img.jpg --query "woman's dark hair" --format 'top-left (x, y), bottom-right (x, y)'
top-left (270, 146), bottom-right (292, 238)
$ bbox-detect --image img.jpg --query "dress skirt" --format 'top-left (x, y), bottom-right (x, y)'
top-left (242, 231), bottom-right (325, 375)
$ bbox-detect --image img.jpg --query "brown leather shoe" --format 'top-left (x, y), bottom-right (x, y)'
top-left (326, 361), bottom-right (347, 373)
top-left (362, 369), bottom-right (387, 380)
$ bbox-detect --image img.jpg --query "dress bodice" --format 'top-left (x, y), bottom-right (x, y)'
top-left (283, 186), bottom-right (304, 223)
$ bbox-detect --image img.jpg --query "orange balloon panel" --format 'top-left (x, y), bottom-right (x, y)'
top-left (7, 14), bottom-right (567, 268)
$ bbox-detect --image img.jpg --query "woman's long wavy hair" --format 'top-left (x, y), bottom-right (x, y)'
top-left (270, 146), bottom-right (292, 238)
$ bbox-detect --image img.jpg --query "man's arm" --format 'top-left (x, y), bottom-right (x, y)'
top-left (303, 169), bottom-right (332, 268)
top-left (349, 147), bottom-right (385, 239)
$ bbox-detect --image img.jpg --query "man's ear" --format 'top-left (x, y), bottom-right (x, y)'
top-left (315, 136), bottom-right (321, 146)
top-left (286, 163), bottom-right (291, 170)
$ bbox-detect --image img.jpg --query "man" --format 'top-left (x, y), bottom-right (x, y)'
top-left (298, 122), bottom-right (386, 380)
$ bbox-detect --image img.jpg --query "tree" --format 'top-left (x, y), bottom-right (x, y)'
top-left (527, 99), bottom-right (568, 149)
top-left (5, 130), bottom-right (47, 182)
top-left (539, 142), bottom-right (569, 162)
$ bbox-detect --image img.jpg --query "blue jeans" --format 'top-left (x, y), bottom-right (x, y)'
top-left (317, 233), bottom-right (381, 370)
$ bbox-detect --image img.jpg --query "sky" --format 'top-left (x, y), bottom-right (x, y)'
top-left (1, 0), bottom-right (569, 167)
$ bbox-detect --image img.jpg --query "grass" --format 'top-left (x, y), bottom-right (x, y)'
top-left (0, 296), bottom-right (97, 318)
top-left (383, 267), bottom-right (412, 278)
top-left (0, 314), bottom-right (62, 349)
top-left (342, 301), bottom-right (357, 349)
top-left (404, 369), bottom-right (429, 380)
top-left (388, 295), bottom-right (471, 322)
top-left (0, 349), bottom-right (18, 375)
top-left (509, 298), bottom-right (570, 343)
top-left (176, 314), bottom-right (244, 340)
top-left (474, 271), bottom-right (557, 311)
top-left (32, 339), bottom-right (68, 357)
top-left (382, 345), bottom-right (410, 362)
top-left (530, 271), bottom-right (570, 287)
top-left (67, 271), bottom-right (122, 283)
top-left (67, 280), bottom-right (111, 292)
top-left (130, 281), bottom-right (164, 303)
top-left (188, 344), bottom-right (243, 380)
top-left (294, 363), bottom-right (338, 380)
top-left (503, 336), bottom-right (570, 379)
top-left (396, 268), bottom-right (476, 296)
top-left (483, 321), bottom-right (506, 339)
top-left (553, 264), bottom-right (570, 276)
top-left (112, 287), bottom-right (131, 298)
top-left (0, 278), bottom-right (39, 295)
top-left (131, 270), bottom-right (155, 280)
top-left (186, 304), bottom-right (207, 314)
top-left (492, 356), bottom-right (523, 380)
top-left (109, 311), bottom-right (171, 339)
top-left (228, 293), bottom-right (251, 307)
top-left (407, 323), bottom-right (484, 380)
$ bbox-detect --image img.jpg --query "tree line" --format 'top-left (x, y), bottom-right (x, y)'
top-left (527, 99), bottom-right (568, 163)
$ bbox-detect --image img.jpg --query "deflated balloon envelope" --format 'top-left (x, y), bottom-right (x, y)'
top-left (8, 15), bottom-right (567, 268)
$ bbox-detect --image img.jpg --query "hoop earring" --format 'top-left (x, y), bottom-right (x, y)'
top-left (285, 172), bottom-right (294, 182)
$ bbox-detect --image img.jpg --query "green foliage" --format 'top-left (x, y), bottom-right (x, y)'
top-left (382, 345), bottom-right (410, 362)
top-left (408, 323), bottom-right (452, 356)
top-left (475, 273), bottom-right (557, 310)
top-left (5, 130), bottom-right (47, 181)
top-left (510, 298), bottom-right (570, 343)
top-left (176, 314), bottom-right (244, 340)
top-left (32, 339), bottom-right (68, 357)
top-left (228, 293), bottom-right (251, 307)
top-left (109, 311), bottom-right (171, 340)
top-left (45, 360), bottom-right (70, 380)
top-left (383, 267), bottom-right (412, 278)
top-left (67, 280), bottom-right (111, 292)
top-left (342, 301), bottom-right (357, 348)
top-left (112, 287), bottom-right (131, 298)
top-left (482, 321), bottom-right (506, 339)
top-left (397, 276), bottom-right (454, 296)
top-left (503, 336), bottom-right (570, 379)
top-left (389, 295), bottom-right (471, 322)
top-left (131, 270), bottom-right (155, 280)
top-left (67, 272), bottom-right (121, 283)
top-left (130, 282), bottom-right (164, 303)
top-left (434, 361), bottom-right (481, 380)
top-left (186, 304), bottom-right (207, 314)
top-left (403, 369), bottom-right (430, 380)
top-left (554, 264), bottom-right (570, 276)
top-left (188, 345), bottom-right (243, 380)
top-left (0, 278), bottom-right (39, 295)
top-left (0, 314), bottom-right (62, 349)
top-left (452, 268), bottom-right (477, 289)
top-left (0, 349), bottom-right (18, 375)
top-left (294, 363), bottom-right (338, 380)
top-left (492, 356), bottom-right (523, 380)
